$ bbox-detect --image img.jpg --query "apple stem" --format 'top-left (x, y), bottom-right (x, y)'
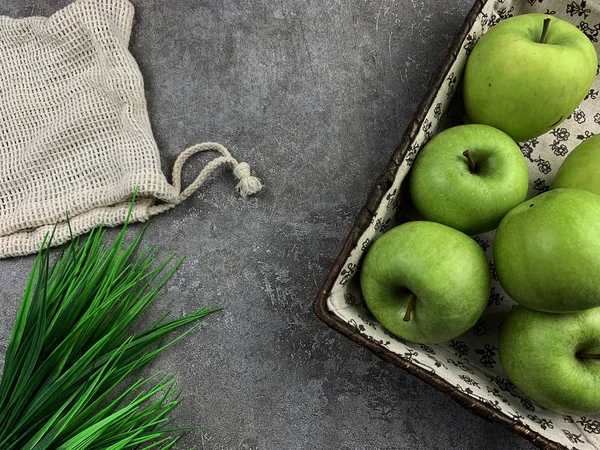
top-left (403, 294), bottom-right (415, 322)
top-left (577, 352), bottom-right (600, 360)
top-left (539, 18), bottom-right (551, 44)
top-left (462, 150), bottom-right (476, 173)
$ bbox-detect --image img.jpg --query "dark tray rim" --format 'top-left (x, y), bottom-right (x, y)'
top-left (313, 1), bottom-right (566, 449)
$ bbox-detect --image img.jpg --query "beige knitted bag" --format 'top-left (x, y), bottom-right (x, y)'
top-left (0, 0), bottom-right (262, 258)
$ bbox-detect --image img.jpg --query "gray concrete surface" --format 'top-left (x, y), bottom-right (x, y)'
top-left (0, 1), bottom-right (535, 449)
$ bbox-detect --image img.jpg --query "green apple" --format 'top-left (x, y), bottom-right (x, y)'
top-left (494, 188), bottom-right (600, 312)
top-left (409, 124), bottom-right (528, 235)
top-left (463, 14), bottom-right (598, 142)
top-left (360, 221), bottom-right (490, 344)
top-left (553, 133), bottom-right (600, 195)
top-left (499, 305), bottom-right (600, 415)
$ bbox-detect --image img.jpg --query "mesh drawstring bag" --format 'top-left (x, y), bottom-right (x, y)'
top-left (0, 0), bottom-right (262, 258)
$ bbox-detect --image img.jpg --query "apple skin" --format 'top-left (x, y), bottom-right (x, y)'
top-left (463, 13), bottom-right (598, 142)
top-left (499, 305), bottom-right (600, 415)
top-left (553, 134), bottom-right (600, 195)
top-left (360, 221), bottom-right (490, 344)
top-left (494, 188), bottom-right (600, 312)
top-left (409, 124), bottom-right (528, 235)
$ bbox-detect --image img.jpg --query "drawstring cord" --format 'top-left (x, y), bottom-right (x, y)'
top-left (148, 142), bottom-right (262, 215)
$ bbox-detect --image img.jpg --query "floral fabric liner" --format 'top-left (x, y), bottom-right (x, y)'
top-left (327, 0), bottom-right (600, 448)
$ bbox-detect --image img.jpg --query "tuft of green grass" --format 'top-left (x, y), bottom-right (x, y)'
top-left (0, 219), bottom-right (218, 449)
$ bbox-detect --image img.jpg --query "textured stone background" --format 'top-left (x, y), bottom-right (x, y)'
top-left (0, 1), bottom-right (534, 449)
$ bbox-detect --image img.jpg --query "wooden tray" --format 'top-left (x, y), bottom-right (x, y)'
top-left (314, 1), bottom-right (600, 449)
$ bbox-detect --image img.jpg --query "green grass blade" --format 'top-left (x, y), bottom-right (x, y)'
top-left (0, 213), bottom-right (217, 449)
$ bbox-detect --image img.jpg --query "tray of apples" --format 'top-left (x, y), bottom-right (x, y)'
top-left (314, 1), bottom-right (600, 449)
